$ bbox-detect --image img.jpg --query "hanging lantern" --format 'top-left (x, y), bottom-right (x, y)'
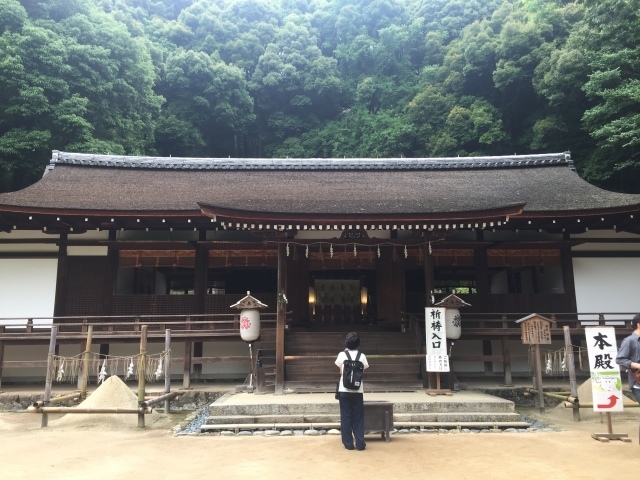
top-left (434, 294), bottom-right (471, 340)
top-left (230, 291), bottom-right (268, 342)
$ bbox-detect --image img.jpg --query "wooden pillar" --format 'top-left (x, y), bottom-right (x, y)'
top-left (423, 243), bottom-right (434, 388)
top-left (534, 344), bottom-right (545, 413)
top-left (563, 326), bottom-right (580, 421)
top-left (164, 329), bottom-right (172, 413)
top-left (483, 340), bottom-right (493, 375)
top-left (138, 325), bottom-right (147, 428)
top-left (193, 342), bottom-right (203, 380)
top-left (0, 326), bottom-right (4, 389)
top-left (78, 326), bottom-right (93, 397)
top-left (53, 233), bottom-right (68, 318)
top-left (286, 245), bottom-right (309, 326)
top-left (501, 336), bottom-right (512, 386)
top-left (376, 246), bottom-right (404, 325)
top-left (183, 339), bottom-right (192, 389)
top-left (102, 229), bottom-right (118, 316)
top-left (193, 232), bottom-right (207, 379)
top-left (423, 243), bottom-right (434, 308)
top-left (42, 326), bottom-right (58, 428)
top-left (474, 231), bottom-right (490, 291)
top-left (275, 243), bottom-right (286, 394)
top-left (561, 234), bottom-right (577, 312)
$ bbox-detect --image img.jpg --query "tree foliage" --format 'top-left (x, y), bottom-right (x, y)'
top-left (1, 0), bottom-right (640, 193)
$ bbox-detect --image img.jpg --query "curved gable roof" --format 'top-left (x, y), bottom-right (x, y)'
top-left (0, 151), bottom-right (639, 220)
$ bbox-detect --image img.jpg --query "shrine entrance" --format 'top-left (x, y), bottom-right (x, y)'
top-left (310, 272), bottom-right (372, 326)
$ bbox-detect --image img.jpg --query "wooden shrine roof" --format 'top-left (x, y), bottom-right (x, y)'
top-left (1, 151), bottom-right (640, 221)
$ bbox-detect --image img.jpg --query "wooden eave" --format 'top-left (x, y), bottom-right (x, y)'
top-left (508, 205), bottom-right (640, 235)
top-left (198, 203), bottom-right (525, 226)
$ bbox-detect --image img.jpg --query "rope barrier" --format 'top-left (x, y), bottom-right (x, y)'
top-left (49, 350), bottom-right (171, 384)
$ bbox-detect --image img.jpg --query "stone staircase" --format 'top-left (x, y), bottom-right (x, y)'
top-left (200, 391), bottom-right (532, 433)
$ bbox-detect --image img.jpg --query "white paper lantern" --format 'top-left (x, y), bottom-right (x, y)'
top-left (434, 294), bottom-right (470, 340)
top-left (230, 291), bottom-right (268, 343)
top-left (445, 308), bottom-right (462, 340)
top-left (239, 308), bottom-right (260, 342)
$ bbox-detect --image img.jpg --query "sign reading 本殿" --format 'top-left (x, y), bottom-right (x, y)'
top-left (585, 326), bottom-right (624, 412)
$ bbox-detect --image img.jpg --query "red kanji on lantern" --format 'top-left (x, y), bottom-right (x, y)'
top-left (240, 316), bottom-right (251, 330)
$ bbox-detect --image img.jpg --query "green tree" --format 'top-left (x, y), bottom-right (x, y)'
top-left (249, 20), bottom-right (342, 154)
top-left (0, 0), bottom-right (163, 192)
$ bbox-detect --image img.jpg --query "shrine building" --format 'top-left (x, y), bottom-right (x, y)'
top-left (0, 151), bottom-right (639, 391)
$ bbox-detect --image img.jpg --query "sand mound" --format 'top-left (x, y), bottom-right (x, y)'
top-left (550, 378), bottom-right (639, 422)
top-left (52, 375), bottom-right (162, 429)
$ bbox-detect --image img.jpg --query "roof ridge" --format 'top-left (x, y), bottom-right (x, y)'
top-left (50, 151), bottom-right (573, 171)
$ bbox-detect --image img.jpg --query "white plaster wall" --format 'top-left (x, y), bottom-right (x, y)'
top-left (0, 258), bottom-right (58, 325)
top-left (573, 257), bottom-right (640, 321)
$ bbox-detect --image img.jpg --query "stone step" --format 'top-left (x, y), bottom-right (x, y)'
top-left (200, 418), bottom-right (532, 433)
top-left (204, 411), bottom-right (524, 425)
top-left (208, 400), bottom-right (515, 416)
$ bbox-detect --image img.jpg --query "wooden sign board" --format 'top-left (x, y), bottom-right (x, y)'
top-left (517, 314), bottom-right (552, 345)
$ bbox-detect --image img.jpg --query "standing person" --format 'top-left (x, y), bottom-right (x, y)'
top-left (615, 314), bottom-right (640, 403)
top-left (335, 332), bottom-right (369, 450)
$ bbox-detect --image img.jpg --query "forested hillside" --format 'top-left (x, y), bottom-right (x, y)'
top-left (1, 0), bottom-right (639, 193)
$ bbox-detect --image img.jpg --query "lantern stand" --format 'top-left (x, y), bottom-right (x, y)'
top-left (230, 291), bottom-right (268, 393)
top-left (434, 294), bottom-right (471, 392)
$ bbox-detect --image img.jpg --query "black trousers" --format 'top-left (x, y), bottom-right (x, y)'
top-left (338, 392), bottom-right (365, 449)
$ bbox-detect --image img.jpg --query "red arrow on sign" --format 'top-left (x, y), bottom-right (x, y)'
top-left (597, 395), bottom-right (619, 409)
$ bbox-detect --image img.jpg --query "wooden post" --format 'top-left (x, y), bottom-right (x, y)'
top-left (501, 336), bottom-right (513, 386)
top-left (138, 325), bottom-right (147, 428)
top-left (193, 342), bottom-right (203, 380)
top-left (164, 329), bottom-right (171, 413)
top-left (102, 231), bottom-right (118, 316)
top-left (563, 326), bottom-right (580, 422)
top-left (193, 236), bottom-right (207, 379)
top-left (0, 326), bottom-right (4, 389)
top-left (275, 243), bottom-right (286, 395)
top-left (42, 326), bottom-right (58, 428)
top-left (560, 235), bottom-right (577, 313)
top-left (183, 339), bottom-right (192, 389)
top-left (53, 234), bottom-right (68, 317)
top-left (79, 326), bottom-right (93, 399)
top-left (423, 243), bottom-right (434, 389)
top-left (534, 344), bottom-right (545, 413)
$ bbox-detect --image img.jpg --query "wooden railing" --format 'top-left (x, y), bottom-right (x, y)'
top-left (0, 312), bottom-right (293, 388)
top-left (0, 313), bottom-right (282, 342)
top-left (401, 311), bottom-right (638, 339)
top-left (401, 310), bottom-right (637, 386)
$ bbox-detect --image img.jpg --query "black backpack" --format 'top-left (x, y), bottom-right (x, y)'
top-left (342, 350), bottom-right (364, 390)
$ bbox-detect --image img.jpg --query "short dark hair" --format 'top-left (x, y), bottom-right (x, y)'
top-left (345, 332), bottom-right (360, 350)
top-left (633, 313), bottom-right (640, 328)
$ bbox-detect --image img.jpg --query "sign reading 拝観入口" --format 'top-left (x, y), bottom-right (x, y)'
top-left (425, 307), bottom-right (449, 372)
